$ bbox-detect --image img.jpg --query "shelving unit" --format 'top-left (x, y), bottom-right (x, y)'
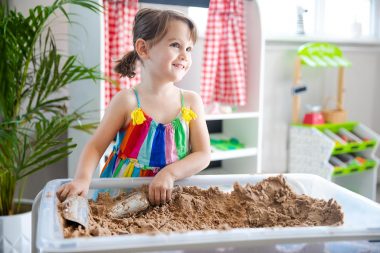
top-left (289, 122), bottom-right (380, 200)
top-left (198, 114), bottom-right (261, 175)
top-left (190, 0), bottom-right (264, 175)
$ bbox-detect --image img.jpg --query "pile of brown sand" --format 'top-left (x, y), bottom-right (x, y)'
top-left (60, 175), bottom-right (344, 238)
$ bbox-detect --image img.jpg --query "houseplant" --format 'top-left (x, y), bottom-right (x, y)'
top-left (0, 0), bottom-right (102, 217)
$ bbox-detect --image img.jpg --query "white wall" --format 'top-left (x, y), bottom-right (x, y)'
top-left (261, 41), bottom-right (380, 178)
top-left (67, 1), bottom-right (103, 178)
top-left (373, 51), bottom-right (380, 180)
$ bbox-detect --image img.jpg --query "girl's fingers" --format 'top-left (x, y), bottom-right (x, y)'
top-left (59, 186), bottom-right (70, 201)
top-left (154, 188), bottom-right (161, 205)
top-left (148, 186), bottom-right (154, 204)
top-left (166, 188), bottom-right (172, 202)
top-left (56, 182), bottom-right (89, 202)
top-left (160, 189), bottom-right (167, 204)
top-left (79, 189), bottom-right (88, 198)
top-left (56, 187), bottom-right (63, 198)
top-left (57, 184), bottom-right (68, 196)
top-left (67, 189), bottom-right (77, 198)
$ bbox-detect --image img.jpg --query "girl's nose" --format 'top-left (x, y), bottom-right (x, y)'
top-left (179, 50), bottom-right (188, 61)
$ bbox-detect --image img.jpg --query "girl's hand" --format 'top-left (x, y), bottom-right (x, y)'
top-left (56, 178), bottom-right (90, 202)
top-left (149, 169), bottom-right (175, 205)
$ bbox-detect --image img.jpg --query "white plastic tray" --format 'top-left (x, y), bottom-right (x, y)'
top-left (35, 174), bottom-right (380, 252)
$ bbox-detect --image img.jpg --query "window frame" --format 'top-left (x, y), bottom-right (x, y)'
top-left (140, 0), bottom-right (209, 8)
top-left (140, 0), bottom-right (380, 41)
top-left (262, 0), bottom-right (379, 40)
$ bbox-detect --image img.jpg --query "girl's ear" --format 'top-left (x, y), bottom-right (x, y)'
top-left (135, 38), bottom-right (149, 60)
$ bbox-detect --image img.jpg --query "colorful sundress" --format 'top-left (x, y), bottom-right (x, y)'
top-left (100, 88), bottom-right (197, 178)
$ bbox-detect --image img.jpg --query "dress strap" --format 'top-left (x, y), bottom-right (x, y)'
top-left (180, 89), bottom-right (197, 124)
top-left (133, 88), bottom-right (141, 108)
top-left (180, 89), bottom-right (185, 107)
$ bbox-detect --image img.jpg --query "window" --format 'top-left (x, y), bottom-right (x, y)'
top-left (323, 0), bottom-right (371, 37)
top-left (139, 5), bottom-right (209, 38)
top-left (260, 0), bottom-right (375, 39)
top-left (188, 7), bottom-right (208, 37)
top-left (260, 0), bottom-right (316, 36)
top-left (146, 0), bottom-right (377, 40)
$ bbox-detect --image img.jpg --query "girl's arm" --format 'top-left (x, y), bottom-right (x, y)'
top-left (57, 90), bottom-right (133, 201)
top-left (149, 91), bottom-right (210, 205)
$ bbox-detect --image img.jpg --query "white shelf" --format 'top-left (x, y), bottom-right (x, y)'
top-left (198, 167), bottom-right (253, 175)
top-left (198, 167), bottom-right (229, 175)
top-left (210, 147), bottom-right (257, 161)
top-left (266, 35), bottom-right (380, 46)
top-left (205, 112), bottom-right (259, 121)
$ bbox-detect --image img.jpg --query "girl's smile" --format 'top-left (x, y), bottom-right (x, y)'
top-left (172, 63), bottom-right (185, 69)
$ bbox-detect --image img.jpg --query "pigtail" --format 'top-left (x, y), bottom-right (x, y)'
top-left (114, 50), bottom-right (138, 78)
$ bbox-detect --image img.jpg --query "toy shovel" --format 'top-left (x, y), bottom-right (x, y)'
top-left (107, 191), bottom-right (150, 219)
top-left (61, 195), bottom-right (89, 228)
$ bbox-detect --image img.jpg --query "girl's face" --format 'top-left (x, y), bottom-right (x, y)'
top-left (144, 20), bottom-right (194, 83)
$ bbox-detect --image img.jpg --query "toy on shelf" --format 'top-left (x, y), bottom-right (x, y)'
top-left (302, 104), bottom-right (325, 125)
top-left (292, 42), bottom-right (351, 124)
top-left (289, 121), bottom-right (380, 200)
top-left (210, 135), bottom-right (245, 151)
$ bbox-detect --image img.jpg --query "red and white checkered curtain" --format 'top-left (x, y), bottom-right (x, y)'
top-left (103, 0), bottom-right (140, 107)
top-left (201, 0), bottom-right (247, 106)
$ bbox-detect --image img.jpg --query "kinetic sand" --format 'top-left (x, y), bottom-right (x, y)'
top-left (59, 175), bottom-right (344, 238)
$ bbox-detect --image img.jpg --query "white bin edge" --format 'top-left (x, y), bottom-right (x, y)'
top-left (35, 173), bottom-right (380, 252)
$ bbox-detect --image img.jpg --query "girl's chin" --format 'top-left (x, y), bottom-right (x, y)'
top-left (173, 76), bottom-right (185, 82)
top-left (169, 73), bottom-right (186, 82)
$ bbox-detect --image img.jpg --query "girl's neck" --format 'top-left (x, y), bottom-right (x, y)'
top-left (138, 75), bottom-right (176, 95)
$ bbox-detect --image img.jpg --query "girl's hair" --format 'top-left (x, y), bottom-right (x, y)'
top-left (114, 8), bottom-right (197, 78)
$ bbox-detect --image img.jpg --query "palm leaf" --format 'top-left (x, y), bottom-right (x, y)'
top-left (0, 0), bottom-right (103, 215)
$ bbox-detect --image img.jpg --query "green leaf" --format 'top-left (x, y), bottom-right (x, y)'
top-left (0, 0), bottom-right (102, 215)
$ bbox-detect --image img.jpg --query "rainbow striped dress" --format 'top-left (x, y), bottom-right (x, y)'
top-left (100, 88), bottom-right (197, 178)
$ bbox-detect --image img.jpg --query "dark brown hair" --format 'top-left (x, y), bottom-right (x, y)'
top-left (114, 8), bottom-right (198, 78)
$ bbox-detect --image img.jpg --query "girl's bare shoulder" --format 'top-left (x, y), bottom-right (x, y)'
top-left (181, 89), bottom-right (203, 108)
top-left (110, 88), bottom-right (138, 112)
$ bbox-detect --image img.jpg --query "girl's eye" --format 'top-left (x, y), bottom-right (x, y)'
top-left (170, 42), bottom-right (180, 48)
top-left (186, 47), bottom-right (193, 52)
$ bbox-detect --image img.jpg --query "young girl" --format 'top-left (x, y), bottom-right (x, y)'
top-left (57, 8), bottom-right (210, 205)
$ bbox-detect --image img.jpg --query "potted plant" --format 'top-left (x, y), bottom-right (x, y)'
top-left (0, 0), bottom-right (101, 250)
